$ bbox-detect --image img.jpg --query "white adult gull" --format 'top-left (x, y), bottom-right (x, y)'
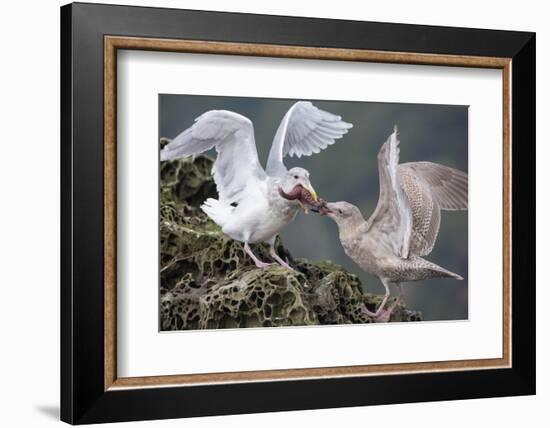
top-left (160, 101), bottom-right (353, 269)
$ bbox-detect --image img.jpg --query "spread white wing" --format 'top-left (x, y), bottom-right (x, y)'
top-left (160, 110), bottom-right (266, 204)
top-left (266, 101), bottom-right (353, 176)
top-left (367, 128), bottom-right (413, 259)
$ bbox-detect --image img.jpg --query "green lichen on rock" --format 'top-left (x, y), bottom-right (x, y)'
top-left (160, 149), bottom-right (422, 330)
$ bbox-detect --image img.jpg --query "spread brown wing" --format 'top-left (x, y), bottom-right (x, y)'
top-left (400, 162), bottom-right (468, 210)
top-left (398, 162), bottom-right (468, 256)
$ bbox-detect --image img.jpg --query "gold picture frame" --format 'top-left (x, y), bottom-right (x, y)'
top-left (103, 35), bottom-right (512, 391)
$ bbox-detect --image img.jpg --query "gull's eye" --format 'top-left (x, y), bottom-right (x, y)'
top-left (293, 175), bottom-right (299, 179)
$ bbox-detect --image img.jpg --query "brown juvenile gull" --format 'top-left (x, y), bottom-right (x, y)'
top-left (160, 101), bottom-right (352, 270)
top-left (320, 127), bottom-right (467, 322)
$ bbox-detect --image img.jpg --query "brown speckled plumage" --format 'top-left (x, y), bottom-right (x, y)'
top-left (398, 161), bottom-right (467, 257)
top-left (324, 127), bottom-right (467, 320)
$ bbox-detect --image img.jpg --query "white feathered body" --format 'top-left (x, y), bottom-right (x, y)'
top-left (160, 102), bottom-right (352, 246)
top-left (202, 177), bottom-right (299, 244)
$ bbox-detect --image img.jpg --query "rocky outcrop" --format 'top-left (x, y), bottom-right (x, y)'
top-left (159, 146), bottom-right (422, 330)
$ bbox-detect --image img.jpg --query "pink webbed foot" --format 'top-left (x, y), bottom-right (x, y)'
top-left (373, 297), bottom-right (402, 323)
top-left (253, 259), bottom-right (275, 269)
top-left (269, 247), bottom-right (296, 271)
top-left (243, 242), bottom-right (274, 269)
top-left (360, 295), bottom-right (402, 323)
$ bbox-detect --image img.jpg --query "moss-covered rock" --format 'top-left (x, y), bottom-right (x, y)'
top-left (160, 150), bottom-right (422, 330)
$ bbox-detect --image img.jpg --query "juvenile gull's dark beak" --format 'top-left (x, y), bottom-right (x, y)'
top-left (311, 199), bottom-right (332, 216)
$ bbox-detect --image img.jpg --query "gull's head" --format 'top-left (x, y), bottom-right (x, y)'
top-left (323, 201), bottom-right (362, 226)
top-left (278, 167), bottom-right (317, 213)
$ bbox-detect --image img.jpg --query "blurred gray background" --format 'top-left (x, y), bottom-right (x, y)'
top-left (159, 94), bottom-right (468, 321)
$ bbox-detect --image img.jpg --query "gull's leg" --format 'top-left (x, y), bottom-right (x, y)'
top-left (360, 277), bottom-right (392, 319)
top-left (243, 242), bottom-right (273, 268)
top-left (396, 283), bottom-right (404, 300)
top-left (373, 283), bottom-right (404, 323)
top-left (267, 236), bottom-right (295, 271)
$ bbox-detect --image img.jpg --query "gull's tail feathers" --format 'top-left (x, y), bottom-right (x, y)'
top-left (399, 256), bottom-right (464, 282)
top-left (201, 198), bottom-right (234, 227)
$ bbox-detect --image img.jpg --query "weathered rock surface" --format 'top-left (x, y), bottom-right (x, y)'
top-left (159, 147), bottom-right (422, 330)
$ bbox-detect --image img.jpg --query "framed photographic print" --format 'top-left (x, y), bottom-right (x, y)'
top-left (60, 2), bottom-right (535, 424)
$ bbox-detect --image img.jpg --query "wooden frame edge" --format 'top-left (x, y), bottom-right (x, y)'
top-left (502, 61), bottom-right (513, 370)
top-left (106, 35), bottom-right (511, 68)
top-left (110, 357), bottom-right (508, 390)
top-left (104, 36), bottom-right (117, 390)
top-left (103, 35), bottom-right (512, 391)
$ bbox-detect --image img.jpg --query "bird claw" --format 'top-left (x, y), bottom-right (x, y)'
top-left (360, 296), bottom-right (401, 323)
top-left (254, 261), bottom-right (275, 269)
top-left (278, 262), bottom-right (296, 272)
top-left (373, 309), bottom-right (392, 323)
top-left (268, 248), bottom-right (297, 271)
top-left (373, 297), bottom-right (402, 323)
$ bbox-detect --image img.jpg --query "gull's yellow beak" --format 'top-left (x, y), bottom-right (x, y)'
top-left (306, 185), bottom-right (318, 202)
top-left (298, 184), bottom-right (318, 214)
